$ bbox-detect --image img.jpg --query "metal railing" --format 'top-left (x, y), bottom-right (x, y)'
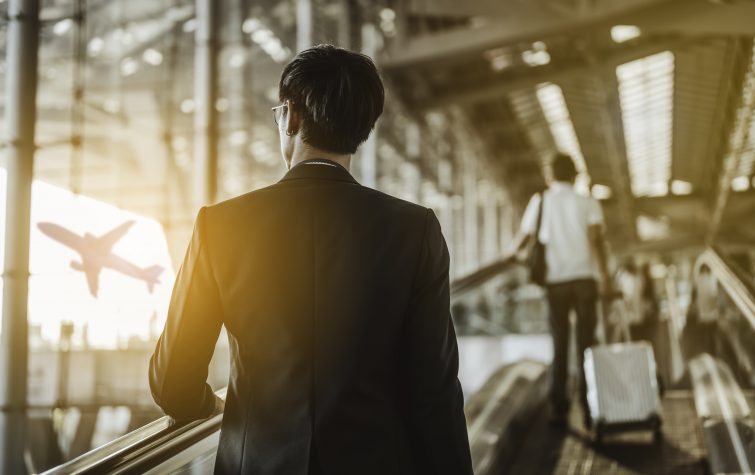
top-left (41, 389), bottom-right (225, 475)
top-left (696, 248), bottom-right (755, 387)
top-left (43, 259), bottom-right (520, 474)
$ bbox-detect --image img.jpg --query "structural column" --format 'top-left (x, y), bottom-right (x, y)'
top-left (1, 0), bottom-right (40, 473)
top-left (194, 0), bottom-right (218, 208)
top-left (296, 0), bottom-right (313, 52)
top-left (462, 148), bottom-right (479, 274)
top-left (359, 23), bottom-right (379, 188)
top-left (337, 0), bottom-right (353, 49)
top-left (481, 180), bottom-right (499, 264)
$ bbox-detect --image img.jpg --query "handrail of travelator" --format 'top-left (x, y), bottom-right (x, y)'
top-left (41, 388), bottom-right (226, 475)
top-left (697, 248), bottom-right (755, 330)
top-left (43, 258), bottom-right (519, 474)
top-left (710, 245), bottom-right (755, 296)
top-left (450, 256), bottom-right (521, 299)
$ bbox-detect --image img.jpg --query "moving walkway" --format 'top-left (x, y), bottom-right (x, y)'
top-left (43, 249), bottom-right (755, 475)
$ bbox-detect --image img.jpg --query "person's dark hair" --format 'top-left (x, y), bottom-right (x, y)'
top-left (278, 44), bottom-right (384, 154)
top-left (551, 153), bottom-right (578, 182)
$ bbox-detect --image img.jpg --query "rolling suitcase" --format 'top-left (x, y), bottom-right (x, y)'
top-left (584, 298), bottom-right (663, 443)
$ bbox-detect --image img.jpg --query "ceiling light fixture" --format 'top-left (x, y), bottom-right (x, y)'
top-left (611, 25), bottom-right (641, 43)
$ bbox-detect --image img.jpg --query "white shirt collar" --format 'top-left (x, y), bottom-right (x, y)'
top-left (549, 181), bottom-right (573, 192)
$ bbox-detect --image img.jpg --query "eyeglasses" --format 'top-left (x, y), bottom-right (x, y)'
top-left (271, 104), bottom-right (287, 125)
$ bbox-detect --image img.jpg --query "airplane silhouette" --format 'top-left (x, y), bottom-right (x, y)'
top-left (37, 220), bottom-right (164, 297)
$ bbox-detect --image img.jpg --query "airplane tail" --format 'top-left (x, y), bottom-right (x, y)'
top-left (144, 265), bottom-right (164, 293)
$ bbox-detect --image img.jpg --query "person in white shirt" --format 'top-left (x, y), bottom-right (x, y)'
top-left (511, 153), bottom-right (611, 429)
top-left (693, 263), bottom-right (719, 354)
top-left (616, 261), bottom-right (643, 340)
top-left (616, 261), bottom-right (659, 344)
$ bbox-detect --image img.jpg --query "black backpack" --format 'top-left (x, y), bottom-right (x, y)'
top-left (528, 193), bottom-right (547, 286)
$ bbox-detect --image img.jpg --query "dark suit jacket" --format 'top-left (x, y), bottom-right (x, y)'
top-left (149, 159), bottom-right (472, 474)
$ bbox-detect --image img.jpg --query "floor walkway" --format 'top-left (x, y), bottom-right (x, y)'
top-left (506, 391), bottom-right (707, 475)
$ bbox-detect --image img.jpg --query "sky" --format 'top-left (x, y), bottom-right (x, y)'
top-left (0, 169), bottom-right (176, 348)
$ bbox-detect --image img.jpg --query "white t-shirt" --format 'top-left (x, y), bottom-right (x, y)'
top-left (617, 271), bottom-right (643, 325)
top-left (520, 182), bottom-right (605, 284)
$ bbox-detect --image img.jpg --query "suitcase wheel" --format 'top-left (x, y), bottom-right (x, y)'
top-left (650, 415), bottom-right (663, 443)
top-left (594, 422), bottom-right (605, 445)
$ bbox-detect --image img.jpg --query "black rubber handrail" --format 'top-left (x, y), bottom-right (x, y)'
top-left (450, 257), bottom-right (520, 299)
top-left (711, 245), bottom-right (755, 297)
top-left (43, 258), bottom-right (520, 474)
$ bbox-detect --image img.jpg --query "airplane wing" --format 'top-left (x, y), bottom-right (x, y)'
top-left (84, 267), bottom-right (100, 297)
top-left (37, 222), bottom-right (85, 251)
top-left (98, 220), bottom-right (135, 252)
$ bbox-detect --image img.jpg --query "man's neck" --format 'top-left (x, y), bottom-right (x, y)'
top-left (289, 141), bottom-right (351, 171)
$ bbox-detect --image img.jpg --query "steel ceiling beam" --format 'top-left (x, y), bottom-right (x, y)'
top-left (407, 0), bottom-right (556, 18)
top-left (582, 67), bottom-right (638, 243)
top-left (708, 39), bottom-right (755, 243)
top-left (670, 39), bottom-right (738, 188)
top-left (382, 0), bottom-right (755, 70)
top-left (413, 35), bottom-right (697, 110)
top-left (383, 0), bottom-right (662, 69)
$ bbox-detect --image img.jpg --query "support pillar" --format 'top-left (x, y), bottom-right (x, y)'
top-left (1, 0), bottom-right (40, 473)
top-left (482, 181), bottom-right (498, 263)
top-left (359, 23), bottom-right (379, 188)
top-left (337, 0), bottom-right (353, 49)
top-left (194, 0), bottom-right (219, 208)
top-left (296, 0), bottom-right (313, 52)
top-left (463, 152), bottom-right (479, 274)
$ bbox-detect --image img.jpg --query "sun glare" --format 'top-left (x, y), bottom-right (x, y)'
top-left (0, 170), bottom-right (176, 348)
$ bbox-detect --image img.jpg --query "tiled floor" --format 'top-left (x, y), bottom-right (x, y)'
top-left (506, 391), bottom-right (707, 474)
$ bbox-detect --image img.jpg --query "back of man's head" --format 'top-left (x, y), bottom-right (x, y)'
top-left (279, 44), bottom-right (385, 155)
top-left (551, 153), bottom-right (578, 183)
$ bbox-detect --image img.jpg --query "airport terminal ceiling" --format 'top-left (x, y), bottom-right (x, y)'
top-left (0, 0), bottom-right (754, 258)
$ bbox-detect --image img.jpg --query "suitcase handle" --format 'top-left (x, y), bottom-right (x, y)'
top-left (599, 296), bottom-right (632, 345)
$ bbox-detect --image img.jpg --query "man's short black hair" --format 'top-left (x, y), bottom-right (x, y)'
top-left (551, 153), bottom-right (578, 182)
top-left (279, 44), bottom-right (385, 155)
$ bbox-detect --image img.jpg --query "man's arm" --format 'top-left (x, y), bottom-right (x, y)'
top-left (509, 232), bottom-right (533, 259)
top-left (401, 209), bottom-right (473, 475)
top-left (506, 193), bottom-right (540, 260)
top-left (149, 207), bottom-right (224, 420)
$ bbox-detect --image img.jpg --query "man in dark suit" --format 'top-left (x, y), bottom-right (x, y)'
top-left (149, 45), bottom-right (472, 474)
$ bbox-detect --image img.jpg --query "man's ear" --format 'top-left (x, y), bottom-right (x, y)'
top-left (286, 101), bottom-right (301, 136)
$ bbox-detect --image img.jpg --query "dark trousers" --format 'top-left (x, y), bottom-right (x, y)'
top-left (546, 279), bottom-right (598, 416)
top-left (698, 321), bottom-right (717, 356)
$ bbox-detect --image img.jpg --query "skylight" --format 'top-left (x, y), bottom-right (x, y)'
top-left (616, 51), bottom-right (675, 197)
top-left (535, 82), bottom-right (590, 193)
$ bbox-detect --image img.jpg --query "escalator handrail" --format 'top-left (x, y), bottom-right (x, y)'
top-left (44, 258), bottom-right (518, 474)
top-left (710, 245), bottom-right (755, 296)
top-left (450, 256), bottom-right (520, 298)
top-left (41, 389), bottom-right (226, 475)
top-left (698, 248), bottom-right (755, 330)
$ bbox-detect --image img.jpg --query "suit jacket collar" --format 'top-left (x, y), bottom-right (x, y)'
top-left (279, 159), bottom-right (359, 185)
